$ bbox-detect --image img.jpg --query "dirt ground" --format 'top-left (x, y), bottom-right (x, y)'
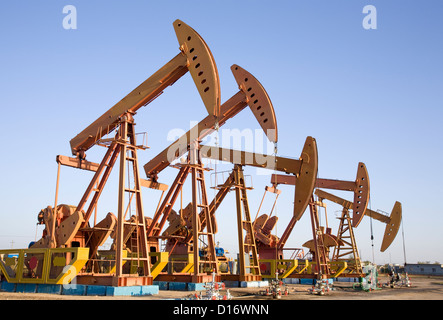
top-left (1, 274), bottom-right (442, 300)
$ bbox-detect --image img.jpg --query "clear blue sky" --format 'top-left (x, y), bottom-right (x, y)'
top-left (0, 1), bottom-right (442, 265)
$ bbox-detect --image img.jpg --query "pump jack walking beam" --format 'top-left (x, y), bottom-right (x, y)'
top-left (144, 64), bottom-right (278, 238)
top-left (70, 19), bottom-right (221, 156)
top-left (143, 64), bottom-right (277, 181)
top-left (201, 136), bottom-right (318, 249)
top-left (271, 162), bottom-right (370, 228)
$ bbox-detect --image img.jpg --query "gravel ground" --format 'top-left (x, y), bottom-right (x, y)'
top-left (0, 274), bottom-right (442, 300)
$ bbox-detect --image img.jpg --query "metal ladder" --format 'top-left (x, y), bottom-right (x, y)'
top-left (116, 118), bottom-right (150, 276)
top-left (309, 197), bottom-right (331, 277)
top-left (233, 165), bottom-right (260, 277)
top-left (192, 165), bottom-right (218, 273)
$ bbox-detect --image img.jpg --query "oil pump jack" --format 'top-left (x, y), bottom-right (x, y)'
top-left (29, 19), bottom-right (221, 287)
top-left (194, 135), bottom-right (317, 281)
top-left (269, 162), bottom-right (369, 279)
top-left (139, 60), bottom-right (319, 284)
top-left (142, 64), bottom-right (284, 283)
top-left (201, 138), bottom-right (317, 247)
top-left (271, 163), bottom-right (402, 279)
top-left (199, 136), bottom-right (318, 280)
top-left (314, 189), bottom-right (402, 255)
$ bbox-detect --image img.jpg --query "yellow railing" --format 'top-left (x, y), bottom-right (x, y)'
top-left (330, 261), bottom-right (348, 277)
top-left (0, 247), bottom-right (89, 285)
top-left (149, 252), bottom-right (169, 279)
top-left (259, 259), bottom-right (298, 279)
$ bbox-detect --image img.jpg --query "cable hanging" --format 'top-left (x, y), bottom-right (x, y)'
top-left (211, 118), bottom-right (220, 251)
top-left (273, 141), bottom-right (279, 265)
top-left (368, 196), bottom-right (375, 264)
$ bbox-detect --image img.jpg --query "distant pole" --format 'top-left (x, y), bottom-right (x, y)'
top-left (10, 240), bottom-right (14, 249)
top-left (401, 218), bottom-right (407, 265)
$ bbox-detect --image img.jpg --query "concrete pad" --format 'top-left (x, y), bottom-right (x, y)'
top-left (168, 282), bottom-right (187, 291)
top-left (335, 277), bottom-right (358, 282)
top-left (16, 283), bottom-right (37, 293)
top-left (222, 280), bottom-right (239, 288)
top-left (314, 278), bottom-right (333, 284)
top-left (1, 281), bottom-right (16, 292)
top-left (187, 282), bottom-right (206, 291)
top-left (62, 284), bottom-right (87, 296)
top-left (283, 278), bottom-right (300, 284)
top-left (37, 284), bottom-right (63, 295)
top-left (300, 278), bottom-right (315, 285)
top-left (140, 285), bottom-right (159, 296)
top-left (153, 281), bottom-right (169, 290)
top-left (240, 280), bottom-right (269, 288)
top-left (106, 286), bottom-right (141, 296)
top-left (86, 285), bottom-right (107, 296)
top-left (105, 285), bottom-right (158, 296)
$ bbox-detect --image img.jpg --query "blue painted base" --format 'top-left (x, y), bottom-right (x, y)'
top-left (0, 280), bottom-right (159, 297)
top-left (106, 285), bottom-right (159, 296)
top-left (86, 285), bottom-right (107, 296)
top-left (62, 284), bottom-right (88, 296)
top-left (187, 282), bottom-right (206, 291)
top-left (16, 283), bottom-right (37, 293)
top-left (152, 281), bottom-right (223, 291)
top-left (153, 281), bottom-right (169, 290)
top-left (334, 277), bottom-right (357, 282)
top-left (37, 284), bottom-right (63, 295)
top-left (222, 280), bottom-right (239, 287)
top-left (168, 281), bottom-right (188, 291)
top-left (300, 278), bottom-right (316, 285)
top-left (289, 278), bottom-right (334, 285)
top-left (1, 281), bottom-right (16, 292)
top-left (221, 280), bottom-right (269, 288)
